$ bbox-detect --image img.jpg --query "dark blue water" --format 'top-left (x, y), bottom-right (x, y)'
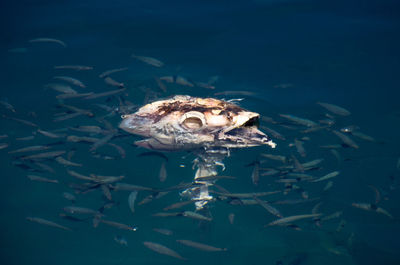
top-left (1, 1), bottom-right (400, 264)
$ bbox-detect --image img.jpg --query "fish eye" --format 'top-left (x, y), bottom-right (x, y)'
top-left (179, 111), bottom-right (206, 130)
top-left (182, 117), bottom-right (203, 130)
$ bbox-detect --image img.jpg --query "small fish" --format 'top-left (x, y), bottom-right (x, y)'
top-left (260, 126), bottom-right (286, 140)
top-left (159, 161), bottom-right (167, 182)
top-left (253, 196), bottom-right (283, 218)
top-left (64, 206), bottom-right (101, 216)
top-left (321, 211), bottom-right (343, 222)
top-left (26, 217), bottom-right (71, 231)
top-left (112, 183), bottom-right (153, 191)
top-left (84, 88), bottom-right (125, 99)
top-left (5, 116), bottom-right (38, 127)
top-left (27, 175), bottom-right (58, 183)
top-left (143, 241), bottom-right (186, 260)
top-left (317, 102), bottom-right (351, 116)
top-left (0, 100), bottom-right (16, 112)
top-left (182, 211), bottom-right (212, 222)
top-left (131, 54), bottom-right (164, 67)
top-left (45, 83), bottom-right (77, 94)
top-left (163, 200), bottom-right (192, 211)
top-left (104, 76), bottom-right (124, 88)
top-left (153, 228), bottom-right (173, 236)
top-left (260, 154), bottom-right (287, 163)
top-left (37, 129), bottom-right (64, 138)
top-left (90, 133), bottom-right (115, 152)
top-left (55, 156), bottom-right (82, 167)
top-left (176, 239), bottom-right (227, 252)
top-left (56, 92), bottom-right (94, 99)
top-left (351, 131), bottom-right (375, 142)
top-left (323, 181), bottom-right (334, 191)
top-left (228, 213), bottom-right (235, 224)
top-left (0, 143), bottom-right (9, 150)
top-left (175, 76), bottom-right (194, 87)
top-left (332, 130), bottom-right (359, 149)
top-left (99, 67), bottom-right (129, 78)
top-left (21, 150), bottom-right (66, 160)
top-left (291, 155), bottom-right (304, 172)
top-left (311, 171), bottom-right (340, 183)
top-left (128, 191), bottom-right (138, 213)
top-left (211, 191), bottom-right (280, 198)
top-left (16, 136), bottom-right (35, 141)
top-left (101, 184), bottom-right (112, 201)
top-left (53, 76), bottom-right (86, 88)
top-left (279, 114), bottom-right (318, 127)
top-left (114, 235), bottom-right (128, 246)
top-left (266, 213), bottom-right (322, 226)
top-left (54, 65), bottom-right (93, 71)
top-left (63, 192), bottom-right (76, 203)
top-left (351, 203), bottom-right (393, 218)
top-left (29, 38), bottom-right (67, 47)
top-left (99, 219), bottom-right (137, 231)
top-left (251, 161), bottom-right (260, 186)
top-left (294, 139), bottom-right (306, 157)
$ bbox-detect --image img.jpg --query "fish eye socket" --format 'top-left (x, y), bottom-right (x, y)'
top-left (182, 117), bottom-right (203, 130)
top-left (243, 117), bottom-right (259, 127)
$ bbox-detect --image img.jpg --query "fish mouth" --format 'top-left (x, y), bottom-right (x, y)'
top-left (119, 114), bottom-right (152, 137)
top-left (221, 127), bottom-right (276, 148)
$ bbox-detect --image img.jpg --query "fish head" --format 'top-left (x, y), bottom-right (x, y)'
top-left (119, 95), bottom-right (276, 151)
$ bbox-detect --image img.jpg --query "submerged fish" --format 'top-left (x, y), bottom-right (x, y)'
top-left (29, 38), bottom-right (67, 47)
top-left (128, 191), bottom-right (138, 213)
top-left (26, 217), bottom-right (71, 231)
top-left (143, 241), bottom-right (186, 260)
top-left (114, 235), bottom-right (128, 246)
top-left (176, 239), bottom-right (227, 252)
top-left (132, 54), bottom-right (164, 67)
top-left (266, 213), bottom-right (322, 226)
top-left (317, 102), bottom-right (351, 116)
top-left (311, 171), bottom-right (340, 183)
top-left (27, 175), bottom-right (58, 184)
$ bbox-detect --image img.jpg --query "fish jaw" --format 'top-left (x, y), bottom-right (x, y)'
top-left (119, 114), bottom-right (152, 137)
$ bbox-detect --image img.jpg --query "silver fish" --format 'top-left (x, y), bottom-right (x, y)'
top-left (159, 161), bottom-right (167, 182)
top-left (266, 213), bottom-right (322, 226)
top-left (26, 217), bottom-right (71, 231)
top-left (153, 228), bottom-right (173, 236)
top-left (143, 241), bottom-right (186, 260)
top-left (317, 102), bottom-right (350, 116)
top-left (311, 171), bottom-right (340, 183)
top-left (55, 156), bottom-right (82, 167)
top-left (332, 130), bottom-right (359, 149)
top-left (99, 219), bottom-right (137, 231)
top-left (279, 114), bottom-right (318, 127)
top-left (54, 65), bottom-right (93, 71)
top-left (176, 239), bottom-right (227, 252)
top-left (29, 38), bottom-right (67, 47)
top-left (131, 54), bottom-right (164, 67)
top-left (99, 67), bottom-right (128, 78)
top-left (27, 175), bottom-right (58, 183)
top-left (128, 191), bottom-right (138, 213)
top-left (53, 76), bottom-right (86, 88)
top-left (182, 211), bottom-right (212, 221)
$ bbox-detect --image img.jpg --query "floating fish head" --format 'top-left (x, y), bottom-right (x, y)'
top-left (119, 95), bottom-right (276, 151)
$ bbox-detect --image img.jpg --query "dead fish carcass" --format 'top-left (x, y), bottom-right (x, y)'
top-left (119, 95), bottom-right (276, 151)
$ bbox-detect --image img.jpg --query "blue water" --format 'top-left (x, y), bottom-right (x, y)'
top-left (1, 0), bottom-right (400, 264)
